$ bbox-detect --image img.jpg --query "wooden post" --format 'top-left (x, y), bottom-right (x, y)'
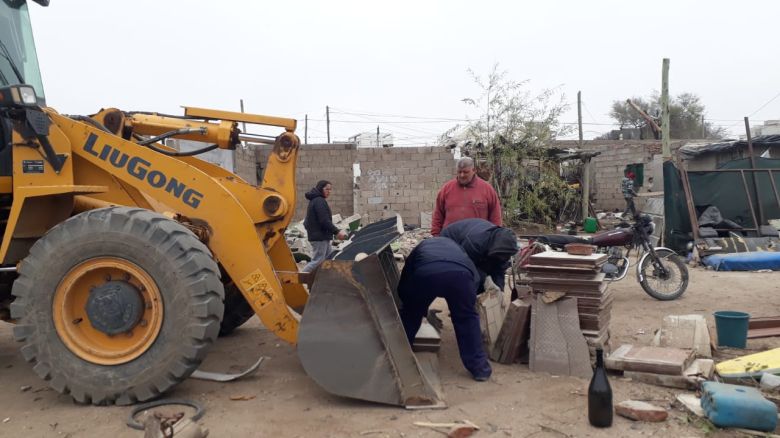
top-left (582, 158), bottom-right (591, 222)
top-left (661, 58), bottom-right (671, 159)
top-left (578, 91), bottom-right (588, 221)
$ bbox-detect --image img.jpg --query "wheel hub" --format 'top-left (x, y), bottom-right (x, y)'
top-left (85, 281), bottom-right (144, 335)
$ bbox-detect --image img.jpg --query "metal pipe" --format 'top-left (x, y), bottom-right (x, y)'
top-left (0, 266), bottom-right (16, 272)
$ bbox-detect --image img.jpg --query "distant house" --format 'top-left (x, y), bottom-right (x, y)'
top-left (348, 131), bottom-right (394, 148)
top-left (750, 120), bottom-right (780, 138)
top-left (678, 135), bottom-right (780, 171)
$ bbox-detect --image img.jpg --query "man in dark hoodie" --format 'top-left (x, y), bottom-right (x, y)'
top-left (440, 218), bottom-right (519, 293)
top-left (397, 237), bottom-right (491, 381)
top-left (302, 180), bottom-right (347, 273)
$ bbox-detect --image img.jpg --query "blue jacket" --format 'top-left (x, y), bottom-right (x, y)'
top-left (440, 218), bottom-right (518, 291)
top-left (398, 237), bottom-right (480, 292)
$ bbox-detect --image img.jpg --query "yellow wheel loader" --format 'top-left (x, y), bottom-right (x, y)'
top-left (0, 0), bottom-right (443, 408)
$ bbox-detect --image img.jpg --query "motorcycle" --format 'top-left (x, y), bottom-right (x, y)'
top-left (526, 214), bottom-right (689, 301)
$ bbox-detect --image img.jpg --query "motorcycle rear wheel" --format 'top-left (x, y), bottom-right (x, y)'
top-left (638, 250), bottom-right (689, 300)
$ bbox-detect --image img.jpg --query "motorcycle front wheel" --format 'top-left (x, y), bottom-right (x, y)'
top-left (638, 250), bottom-right (689, 300)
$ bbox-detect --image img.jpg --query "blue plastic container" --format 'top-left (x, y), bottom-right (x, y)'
top-left (714, 311), bottom-right (750, 348)
top-left (701, 382), bottom-right (778, 432)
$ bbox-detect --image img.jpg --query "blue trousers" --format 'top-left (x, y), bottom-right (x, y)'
top-left (398, 262), bottom-right (490, 377)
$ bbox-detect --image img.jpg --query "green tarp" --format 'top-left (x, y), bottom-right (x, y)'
top-left (663, 158), bottom-right (780, 253)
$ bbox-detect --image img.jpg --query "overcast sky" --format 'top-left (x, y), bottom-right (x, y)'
top-left (28, 0), bottom-right (780, 145)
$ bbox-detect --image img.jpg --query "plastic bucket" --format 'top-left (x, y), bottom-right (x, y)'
top-left (583, 217), bottom-right (598, 233)
top-left (714, 311), bottom-right (750, 348)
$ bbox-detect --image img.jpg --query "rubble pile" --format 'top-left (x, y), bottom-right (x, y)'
top-left (391, 228), bottom-right (431, 259)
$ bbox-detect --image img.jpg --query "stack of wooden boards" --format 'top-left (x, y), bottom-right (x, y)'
top-left (526, 251), bottom-right (612, 357)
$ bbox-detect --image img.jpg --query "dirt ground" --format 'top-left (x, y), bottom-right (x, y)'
top-left (2, 265), bottom-right (780, 438)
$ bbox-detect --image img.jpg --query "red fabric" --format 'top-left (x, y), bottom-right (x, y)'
top-left (431, 176), bottom-right (502, 236)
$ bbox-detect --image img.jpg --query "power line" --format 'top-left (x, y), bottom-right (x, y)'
top-left (329, 106), bottom-right (472, 122)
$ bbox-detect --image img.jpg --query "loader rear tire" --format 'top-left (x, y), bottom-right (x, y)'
top-left (218, 283), bottom-right (255, 336)
top-left (10, 207), bottom-right (224, 405)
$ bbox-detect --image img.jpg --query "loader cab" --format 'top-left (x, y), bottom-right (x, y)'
top-left (0, 0), bottom-right (47, 178)
top-left (0, 0), bottom-right (46, 105)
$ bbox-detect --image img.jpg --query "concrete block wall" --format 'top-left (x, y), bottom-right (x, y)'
top-left (355, 146), bottom-right (455, 226)
top-left (234, 138), bottom-right (689, 222)
top-left (553, 140), bottom-right (684, 212)
top-left (254, 143), bottom-right (356, 221)
top-left (233, 146), bottom-right (258, 186)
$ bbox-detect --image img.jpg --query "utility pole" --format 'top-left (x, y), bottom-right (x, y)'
top-left (577, 91), bottom-right (583, 148)
top-left (661, 58), bottom-right (671, 159)
top-left (304, 114), bottom-right (308, 144)
top-left (701, 114), bottom-right (706, 139)
top-left (745, 117), bottom-right (764, 224)
top-left (376, 125), bottom-right (380, 147)
top-left (578, 91), bottom-right (589, 221)
top-left (240, 99), bottom-right (247, 147)
top-left (326, 106), bottom-right (331, 144)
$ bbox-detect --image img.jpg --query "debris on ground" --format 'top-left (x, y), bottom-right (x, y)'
top-left (615, 400), bottom-right (669, 422)
top-left (624, 358), bottom-right (714, 390)
top-left (676, 393), bottom-right (705, 417)
top-left (229, 394), bottom-right (256, 401)
top-left (413, 420), bottom-right (479, 438)
top-left (490, 297), bottom-right (531, 364)
top-left (748, 316), bottom-right (780, 339)
top-left (606, 345), bottom-right (694, 375)
top-left (190, 356), bottom-right (267, 382)
top-left (478, 277), bottom-right (506, 347)
top-left (760, 373), bottom-right (780, 392)
top-left (391, 228), bottom-right (430, 259)
top-left (652, 314), bottom-right (712, 358)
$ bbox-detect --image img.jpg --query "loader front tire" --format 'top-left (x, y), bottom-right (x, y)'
top-left (11, 207), bottom-right (224, 405)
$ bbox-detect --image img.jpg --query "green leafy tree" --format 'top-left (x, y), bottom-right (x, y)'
top-left (609, 92), bottom-right (727, 139)
top-left (440, 65), bottom-right (574, 226)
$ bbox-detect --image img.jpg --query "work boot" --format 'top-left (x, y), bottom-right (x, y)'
top-left (470, 363), bottom-right (492, 382)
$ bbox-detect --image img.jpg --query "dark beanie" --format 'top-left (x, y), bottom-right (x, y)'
top-left (486, 228), bottom-right (518, 261)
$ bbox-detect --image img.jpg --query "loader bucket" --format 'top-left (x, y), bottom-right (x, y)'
top-left (297, 217), bottom-right (445, 408)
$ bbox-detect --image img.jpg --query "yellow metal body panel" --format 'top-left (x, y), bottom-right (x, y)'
top-left (39, 110), bottom-right (304, 343)
top-left (184, 107), bottom-right (297, 132)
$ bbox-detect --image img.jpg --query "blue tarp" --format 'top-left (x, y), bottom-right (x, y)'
top-left (702, 252), bottom-right (780, 271)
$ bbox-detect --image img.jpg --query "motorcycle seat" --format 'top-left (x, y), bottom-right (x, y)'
top-left (537, 234), bottom-right (592, 248)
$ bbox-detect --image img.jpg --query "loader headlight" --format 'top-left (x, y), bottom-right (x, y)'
top-left (0, 85), bottom-right (38, 108)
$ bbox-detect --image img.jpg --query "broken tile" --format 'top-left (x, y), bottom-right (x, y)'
top-left (605, 345), bottom-right (693, 375)
top-left (652, 314), bottom-right (711, 358)
top-left (615, 400), bottom-right (668, 422)
top-left (676, 393), bottom-right (704, 417)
